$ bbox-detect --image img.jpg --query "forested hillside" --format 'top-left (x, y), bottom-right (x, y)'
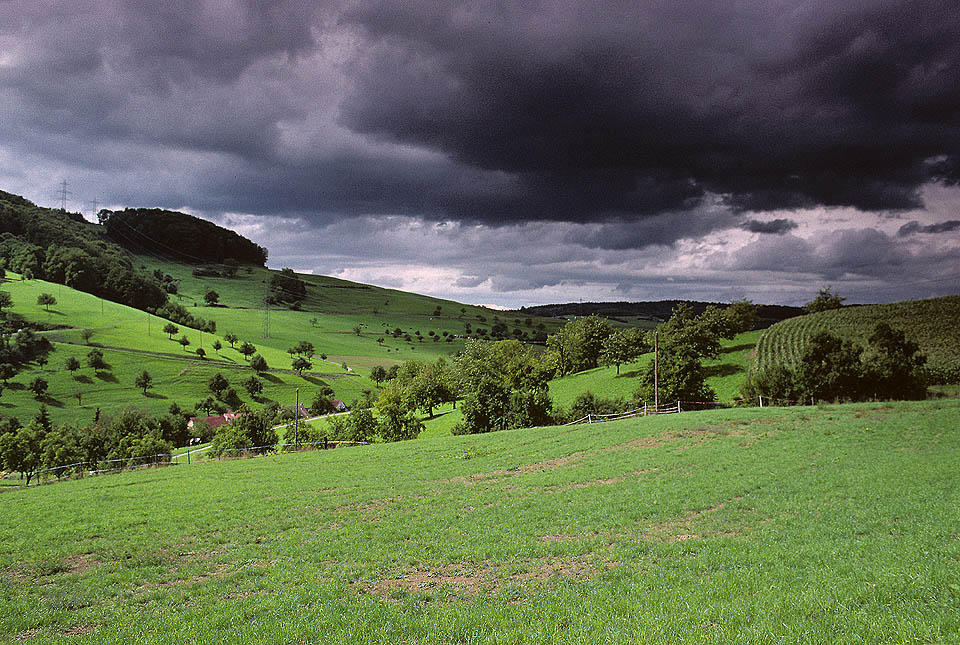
top-left (0, 189), bottom-right (267, 327)
top-left (0, 191), bottom-right (166, 310)
top-left (101, 208), bottom-right (267, 266)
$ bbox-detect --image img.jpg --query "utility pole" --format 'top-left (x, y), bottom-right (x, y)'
top-left (294, 388), bottom-right (299, 450)
top-left (653, 330), bottom-right (659, 410)
top-left (262, 280), bottom-right (270, 339)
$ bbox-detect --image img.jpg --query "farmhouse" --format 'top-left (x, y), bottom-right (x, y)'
top-left (187, 411), bottom-right (239, 430)
top-left (278, 404), bottom-right (310, 420)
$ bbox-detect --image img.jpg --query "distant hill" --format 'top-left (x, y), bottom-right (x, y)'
top-left (101, 208), bottom-right (267, 266)
top-left (515, 300), bottom-right (803, 329)
top-left (754, 295), bottom-right (960, 383)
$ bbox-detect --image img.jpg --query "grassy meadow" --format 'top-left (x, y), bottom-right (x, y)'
top-left (546, 330), bottom-right (763, 411)
top-left (1, 399), bottom-right (958, 643)
top-left (0, 267), bottom-right (562, 424)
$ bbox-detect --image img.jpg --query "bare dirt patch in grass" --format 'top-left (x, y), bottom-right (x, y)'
top-left (557, 476), bottom-right (626, 491)
top-left (640, 498), bottom-right (745, 542)
top-left (336, 496), bottom-right (404, 513)
top-left (361, 555), bottom-right (613, 601)
top-left (519, 450), bottom-right (592, 472)
top-left (157, 563), bottom-right (230, 588)
top-left (63, 554), bottom-right (98, 575)
top-left (12, 629), bottom-right (38, 641)
top-left (60, 624), bottom-right (96, 637)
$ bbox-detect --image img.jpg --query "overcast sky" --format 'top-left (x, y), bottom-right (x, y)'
top-left (2, 0), bottom-right (959, 308)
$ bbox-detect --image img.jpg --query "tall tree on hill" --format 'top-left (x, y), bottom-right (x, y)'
top-left (0, 418), bottom-right (45, 485)
top-left (599, 328), bottom-right (648, 375)
top-left (65, 356), bottom-right (81, 376)
top-left (28, 377), bottom-right (48, 399)
top-left (87, 348), bottom-right (106, 372)
top-left (163, 323), bottom-right (179, 339)
top-left (36, 293), bottom-right (56, 311)
top-left (370, 365), bottom-right (388, 386)
top-left (250, 354), bottom-right (268, 375)
top-left (546, 315), bottom-right (614, 377)
top-left (239, 342), bottom-right (256, 360)
top-left (0, 291), bottom-right (11, 313)
top-left (636, 304), bottom-right (720, 404)
top-left (291, 356), bottom-right (312, 375)
top-left (452, 340), bottom-right (553, 434)
top-left (224, 333), bottom-right (239, 349)
top-left (135, 370), bottom-right (153, 395)
top-left (243, 375), bottom-right (263, 398)
top-left (796, 332), bottom-right (864, 403)
top-left (204, 290), bottom-right (220, 306)
top-left (208, 373), bottom-right (229, 397)
top-left (804, 287), bottom-right (846, 314)
top-left (862, 323), bottom-right (927, 400)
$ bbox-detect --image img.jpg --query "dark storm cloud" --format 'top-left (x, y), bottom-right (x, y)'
top-left (337, 0), bottom-right (960, 219)
top-left (897, 220), bottom-right (960, 236)
top-left (740, 219), bottom-right (799, 235)
top-left (4, 0), bottom-right (959, 232)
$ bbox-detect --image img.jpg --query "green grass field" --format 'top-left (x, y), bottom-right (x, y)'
top-left (546, 330), bottom-right (763, 411)
top-left (754, 296), bottom-right (960, 378)
top-left (1, 399), bottom-right (958, 643)
top-left (0, 268), bottom-right (562, 424)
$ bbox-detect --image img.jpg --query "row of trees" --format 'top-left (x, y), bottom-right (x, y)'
top-left (0, 406), bottom-right (194, 485)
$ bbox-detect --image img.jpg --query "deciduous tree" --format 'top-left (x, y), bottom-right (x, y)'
top-left (804, 287), bottom-right (845, 314)
top-left (65, 356), bottom-right (81, 375)
top-left (135, 370), bottom-right (153, 394)
top-left (36, 293), bottom-right (56, 311)
top-left (250, 353), bottom-right (268, 375)
top-left (239, 341), bottom-right (256, 360)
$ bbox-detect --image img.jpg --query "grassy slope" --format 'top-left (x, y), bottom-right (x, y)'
top-left (1, 400), bottom-right (958, 643)
top-left (754, 295), bottom-right (960, 377)
top-left (0, 266), bottom-right (563, 424)
top-left (547, 330), bottom-right (764, 409)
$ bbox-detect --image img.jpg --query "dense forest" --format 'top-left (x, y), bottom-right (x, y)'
top-left (101, 208), bottom-right (268, 266)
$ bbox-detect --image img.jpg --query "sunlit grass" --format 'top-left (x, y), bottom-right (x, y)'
top-left (1, 400), bottom-right (958, 642)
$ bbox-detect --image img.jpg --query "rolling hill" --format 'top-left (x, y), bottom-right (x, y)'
top-left (753, 296), bottom-right (960, 383)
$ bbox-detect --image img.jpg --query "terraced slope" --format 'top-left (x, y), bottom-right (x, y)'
top-left (754, 295), bottom-right (960, 381)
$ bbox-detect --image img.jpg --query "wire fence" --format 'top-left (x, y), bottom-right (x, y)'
top-left (563, 400), bottom-right (682, 426)
top-left (0, 439), bottom-right (370, 488)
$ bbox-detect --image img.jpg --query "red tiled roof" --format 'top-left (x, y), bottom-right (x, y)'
top-left (188, 412), bottom-right (239, 429)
